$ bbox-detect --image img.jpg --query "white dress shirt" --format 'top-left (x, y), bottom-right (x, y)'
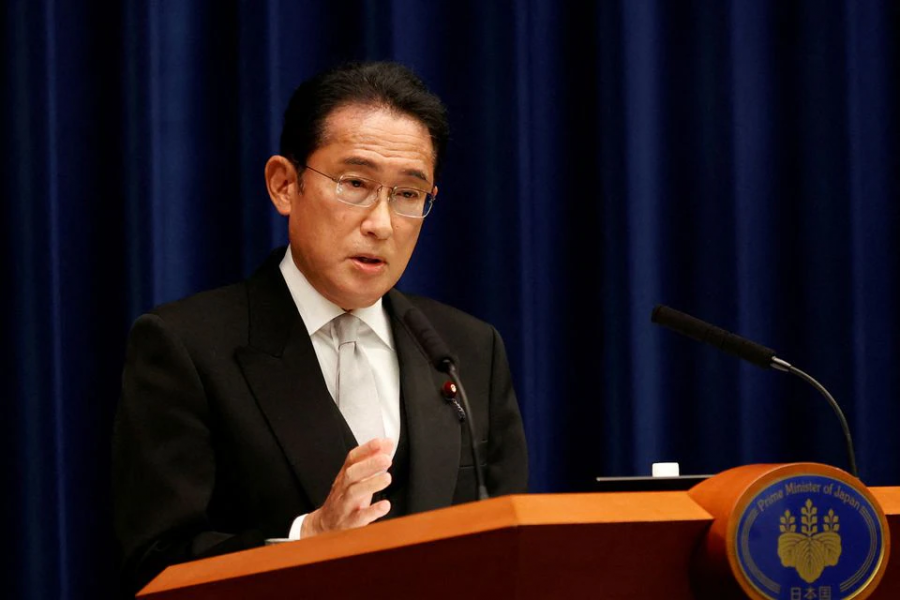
top-left (278, 247), bottom-right (400, 540)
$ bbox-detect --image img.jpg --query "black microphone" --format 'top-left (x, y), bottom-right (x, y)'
top-left (651, 305), bottom-right (776, 368)
top-left (651, 304), bottom-right (859, 478)
top-left (403, 307), bottom-right (489, 500)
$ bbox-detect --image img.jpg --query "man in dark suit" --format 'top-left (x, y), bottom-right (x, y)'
top-left (113, 61), bottom-right (528, 594)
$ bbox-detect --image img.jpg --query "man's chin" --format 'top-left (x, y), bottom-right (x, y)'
top-left (331, 285), bottom-right (390, 311)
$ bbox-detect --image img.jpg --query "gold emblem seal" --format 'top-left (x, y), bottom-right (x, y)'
top-left (777, 498), bottom-right (842, 583)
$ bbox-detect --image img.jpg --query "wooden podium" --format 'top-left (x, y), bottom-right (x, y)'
top-left (138, 468), bottom-right (900, 599)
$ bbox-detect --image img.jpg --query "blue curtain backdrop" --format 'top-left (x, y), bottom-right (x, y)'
top-left (3, 0), bottom-right (898, 598)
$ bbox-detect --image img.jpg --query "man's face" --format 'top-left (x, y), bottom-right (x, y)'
top-left (286, 104), bottom-right (436, 310)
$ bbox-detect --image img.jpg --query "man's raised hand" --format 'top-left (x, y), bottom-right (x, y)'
top-left (301, 437), bottom-right (394, 537)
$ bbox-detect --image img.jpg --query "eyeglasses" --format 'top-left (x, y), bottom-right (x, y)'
top-left (300, 164), bottom-right (436, 218)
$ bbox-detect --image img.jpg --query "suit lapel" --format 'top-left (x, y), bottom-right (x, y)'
top-left (235, 252), bottom-right (354, 508)
top-left (386, 290), bottom-right (461, 513)
top-left (232, 255), bottom-right (461, 514)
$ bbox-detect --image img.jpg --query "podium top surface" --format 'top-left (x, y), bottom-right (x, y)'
top-left (593, 474), bottom-right (712, 492)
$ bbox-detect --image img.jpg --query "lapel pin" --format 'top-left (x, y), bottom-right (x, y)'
top-left (441, 380), bottom-right (458, 398)
top-left (441, 381), bottom-right (465, 422)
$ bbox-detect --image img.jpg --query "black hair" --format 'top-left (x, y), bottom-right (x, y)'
top-left (279, 61), bottom-right (450, 181)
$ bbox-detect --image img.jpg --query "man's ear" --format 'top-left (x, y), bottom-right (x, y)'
top-left (265, 156), bottom-right (299, 216)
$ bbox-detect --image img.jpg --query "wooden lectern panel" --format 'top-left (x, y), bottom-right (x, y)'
top-left (871, 487), bottom-right (900, 599)
top-left (140, 486), bottom-right (900, 599)
top-left (139, 492), bottom-right (712, 600)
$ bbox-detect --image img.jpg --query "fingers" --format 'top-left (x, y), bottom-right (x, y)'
top-left (345, 437), bottom-right (395, 466)
top-left (337, 493), bottom-right (391, 527)
top-left (303, 498), bottom-right (391, 538)
top-left (344, 451), bottom-right (392, 484)
top-left (355, 499), bottom-right (391, 525)
top-left (342, 470), bottom-right (392, 509)
top-left (306, 439), bottom-right (395, 538)
top-left (336, 448), bottom-right (393, 509)
top-left (337, 436), bottom-right (394, 497)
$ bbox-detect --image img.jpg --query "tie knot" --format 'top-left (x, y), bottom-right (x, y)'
top-left (334, 312), bottom-right (361, 345)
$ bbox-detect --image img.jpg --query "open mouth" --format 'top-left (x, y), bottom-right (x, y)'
top-left (352, 256), bottom-right (386, 273)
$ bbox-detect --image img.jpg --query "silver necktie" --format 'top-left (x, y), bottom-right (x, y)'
top-left (334, 313), bottom-right (385, 445)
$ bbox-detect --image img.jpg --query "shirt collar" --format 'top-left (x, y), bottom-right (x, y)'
top-left (278, 247), bottom-right (394, 349)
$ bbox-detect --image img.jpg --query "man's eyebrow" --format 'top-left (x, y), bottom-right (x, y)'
top-left (342, 156), bottom-right (377, 169)
top-left (341, 157), bottom-right (431, 184)
top-left (401, 169), bottom-right (430, 184)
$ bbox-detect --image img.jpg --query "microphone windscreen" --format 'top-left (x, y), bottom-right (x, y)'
top-left (403, 307), bottom-right (454, 372)
top-left (651, 305), bottom-right (776, 368)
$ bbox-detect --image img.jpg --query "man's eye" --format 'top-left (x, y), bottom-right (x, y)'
top-left (345, 178), bottom-right (366, 188)
top-left (397, 189), bottom-right (423, 200)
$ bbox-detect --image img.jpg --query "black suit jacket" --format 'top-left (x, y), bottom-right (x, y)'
top-left (112, 250), bottom-right (528, 593)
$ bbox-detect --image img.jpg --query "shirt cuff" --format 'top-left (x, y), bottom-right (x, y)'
top-left (289, 514), bottom-right (308, 540)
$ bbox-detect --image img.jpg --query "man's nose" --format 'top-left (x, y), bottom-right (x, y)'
top-left (360, 188), bottom-right (394, 239)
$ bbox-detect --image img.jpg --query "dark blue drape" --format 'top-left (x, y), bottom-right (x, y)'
top-left (3, 1), bottom-right (898, 598)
